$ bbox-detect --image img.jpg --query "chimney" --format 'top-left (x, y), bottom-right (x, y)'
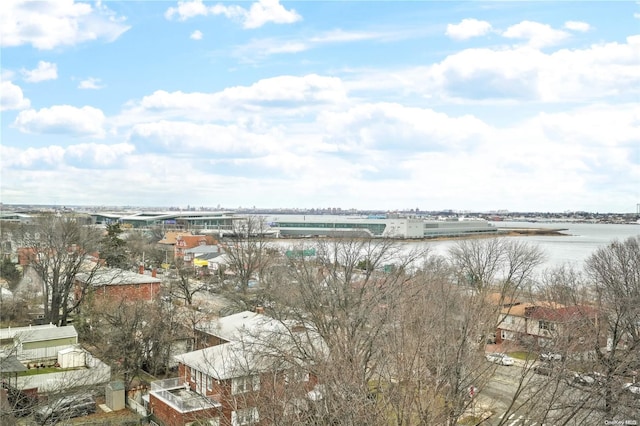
top-left (139, 264), bottom-right (144, 275)
top-left (152, 268), bottom-right (157, 278)
top-left (255, 306), bottom-right (265, 315)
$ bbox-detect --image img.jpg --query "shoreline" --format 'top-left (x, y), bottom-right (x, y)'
top-left (499, 227), bottom-right (570, 237)
top-left (264, 227), bottom-right (571, 244)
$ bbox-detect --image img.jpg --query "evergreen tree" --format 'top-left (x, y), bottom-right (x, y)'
top-left (0, 257), bottom-right (22, 290)
top-left (101, 223), bottom-right (129, 269)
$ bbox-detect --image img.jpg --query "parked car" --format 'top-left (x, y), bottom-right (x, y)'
top-left (486, 353), bottom-right (515, 366)
top-left (571, 372), bottom-right (606, 387)
top-left (539, 351), bottom-right (563, 362)
top-left (34, 394), bottom-right (96, 425)
top-left (533, 363), bottom-right (554, 376)
top-left (1, 381), bottom-right (37, 417)
top-left (622, 382), bottom-right (640, 398)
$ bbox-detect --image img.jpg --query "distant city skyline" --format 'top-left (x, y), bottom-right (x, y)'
top-left (1, 203), bottom-right (638, 217)
top-left (1, 1), bottom-right (639, 212)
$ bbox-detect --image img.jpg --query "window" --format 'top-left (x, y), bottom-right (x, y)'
top-left (285, 369), bottom-right (310, 384)
top-left (207, 375), bottom-right (214, 391)
top-left (190, 367), bottom-right (196, 383)
top-left (232, 407), bottom-right (259, 426)
top-left (231, 375), bottom-right (260, 395)
top-left (539, 321), bottom-right (556, 331)
top-left (501, 330), bottom-right (514, 341)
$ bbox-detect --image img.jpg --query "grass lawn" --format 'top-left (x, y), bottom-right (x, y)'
top-left (508, 351), bottom-right (537, 361)
top-left (18, 366), bottom-right (84, 376)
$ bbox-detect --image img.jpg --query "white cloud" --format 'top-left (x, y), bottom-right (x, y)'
top-left (219, 74), bottom-right (347, 104)
top-left (234, 29), bottom-right (404, 62)
top-left (0, 0), bottom-right (130, 50)
top-left (0, 81), bottom-right (31, 111)
top-left (319, 102), bottom-right (490, 151)
top-left (310, 29), bottom-right (385, 43)
top-left (502, 21), bottom-right (570, 48)
top-left (78, 77), bottom-right (104, 90)
top-left (239, 0), bottom-right (302, 29)
top-left (165, 0), bottom-right (209, 20)
top-left (355, 34), bottom-right (640, 104)
top-left (14, 105), bottom-right (106, 137)
top-left (1, 145), bottom-right (66, 168)
top-left (446, 18), bottom-right (493, 40)
top-left (190, 30), bottom-right (203, 40)
top-left (130, 120), bottom-right (277, 155)
top-left (1, 142), bottom-right (134, 168)
top-left (119, 74), bottom-right (348, 125)
top-left (22, 61), bottom-right (58, 82)
top-left (166, 0), bottom-right (301, 29)
top-left (64, 143), bottom-right (135, 167)
top-left (564, 21), bottom-right (591, 32)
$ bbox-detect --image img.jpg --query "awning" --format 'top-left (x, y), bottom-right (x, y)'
top-left (193, 258), bottom-right (209, 267)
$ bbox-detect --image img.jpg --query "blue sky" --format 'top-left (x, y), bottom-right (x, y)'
top-left (1, 0), bottom-right (639, 212)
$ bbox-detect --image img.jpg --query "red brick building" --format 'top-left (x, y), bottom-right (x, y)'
top-left (75, 267), bottom-right (162, 304)
top-left (148, 311), bottom-right (320, 426)
top-left (174, 235), bottom-right (217, 260)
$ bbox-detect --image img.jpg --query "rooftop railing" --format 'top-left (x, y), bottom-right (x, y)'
top-left (150, 378), bottom-right (221, 413)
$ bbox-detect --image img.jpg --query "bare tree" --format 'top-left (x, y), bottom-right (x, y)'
top-left (168, 259), bottom-right (207, 305)
top-left (448, 238), bottom-right (545, 346)
top-left (124, 229), bottom-right (166, 270)
top-left (261, 237), bottom-right (429, 425)
top-left (585, 236), bottom-right (640, 414)
top-left (449, 238), bottom-right (545, 294)
top-left (219, 216), bottom-right (274, 310)
top-left (13, 215), bottom-right (103, 326)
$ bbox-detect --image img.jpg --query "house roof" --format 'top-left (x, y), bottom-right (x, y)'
top-left (527, 305), bottom-right (598, 322)
top-left (501, 300), bottom-right (565, 317)
top-left (177, 235), bottom-right (216, 248)
top-left (176, 340), bottom-right (262, 380)
top-left (486, 292), bottom-right (521, 307)
top-left (178, 316), bottom-right (324, 380)
top-left (195, 252), bottom-right (223, 261)
top-left (0, 355), bottom-right (27, 373)
top-left (197, 311), bottom-right (268, 342)
top-left (76, 268), bottom-right (161, 286)
top-left (500, 303), bottom-right (536, 317)
top-left (184, 245), bottom-right (219, 255)
top-left (158, 231), bottom-right (192, 245)
top-left (0, 323), bottom-right (57, 341)
top-left (19, 325), bottom-right (78, 343)
top-left (0, 324), bottom-right (77, 344)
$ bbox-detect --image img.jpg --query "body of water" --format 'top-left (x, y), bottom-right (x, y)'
top-left (266, 217), bottom-right (639, 272)
top-left (415, 221), bottom-right (640, 271)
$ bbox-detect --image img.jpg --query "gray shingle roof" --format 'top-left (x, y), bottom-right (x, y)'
top-left (18, 325), bottom-right (78, 343)
top-left (76, 268), bottom-right (161, 286)
top-left (0, 355), bottom-right (27, 373)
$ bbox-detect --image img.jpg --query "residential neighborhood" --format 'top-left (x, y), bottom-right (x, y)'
top-left (0, 209), bottom-right (638, 426)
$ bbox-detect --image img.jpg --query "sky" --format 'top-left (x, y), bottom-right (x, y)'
top-left (1, 0), bottom-right (639, 213)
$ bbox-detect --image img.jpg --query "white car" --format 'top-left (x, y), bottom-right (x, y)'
top-left (623, 382), bottom-right (640, 397)
top-left (485, 353), bottom-right (515, 366)
top-left (539, 352), bottom-right (563, 362)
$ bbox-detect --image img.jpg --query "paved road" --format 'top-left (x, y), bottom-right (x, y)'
top-left (477, 360), bottom-right (640, 426)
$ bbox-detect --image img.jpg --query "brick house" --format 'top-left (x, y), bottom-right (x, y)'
top-left (174, 235), bottom-right (217, 261)
top-left (148, 311), bottom-right (321, 426)
top-left (75, 267), bottom-right (162, 304)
